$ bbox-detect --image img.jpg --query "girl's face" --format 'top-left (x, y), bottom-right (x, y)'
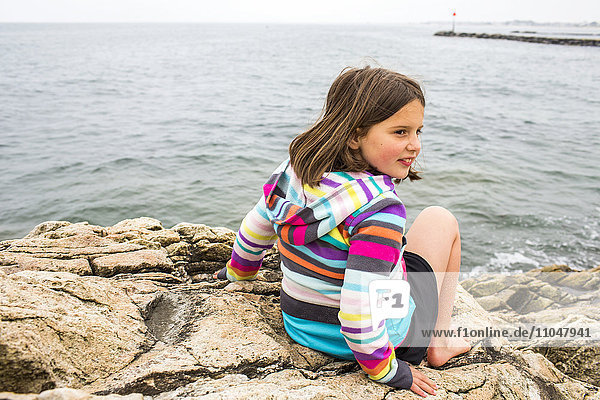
top-left (349, 99), bottom-right (424, 180)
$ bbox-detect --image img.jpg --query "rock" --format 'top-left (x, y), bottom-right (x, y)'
top-left (153, 370), bottom-right (390, 400)
top-left (0, 218), bottom-right (246, 281)
top-left (82, 287), bottom-right (332, 396)
top-left (24, 221), bottom-right (73, 239)
top-left (1, 219), bottom-right (599, 399)
top-left (90, 250), bottom-right (173, 277)
top-left (504, 285), bottom-right (538, 313)
top-left (519, 295), bottom-right (555, 314)
top-left (474, 295), bottom-right (508, 312)
top-left (110, 276), bottom-right (169, 316)
top-left (463, 265), bottom-right (600, 388)
top-left (189, 240), bottom-right (232, 262)
top-left (434, 31), bottom-right (600, 47)
top-left (0, 387), bottom-right (145, 399)
top-left (170, 223), bottom-right (215, 242)
top-left (143, 230), bottom-right (180, 248)
top-left (104, 220), bottom-right (180, 248)
top-left (4, 233), bottom-right (147, 261)
top-left (206, 227), bottom-right (236, 246)
top-left (108, 218), bottom-right (163, 233)
top-left (558, 272), bottom-right (600, 291)
top-left (184, 261), bottom-right (224, 275)
top-left (164, 242), bottom-right (193, 260)
top-left (224, 280), bottom-right (281, 296)
top-left (0, 271), bottom-right (153, 393)
top-left (468, 279), bottom-right (509, 297)
top-left (0, 253), bottom-right (91, 276)
top-left (538, 264), bottom-right (576, 273)
top-left (534, 346), bottom-right (600, 387)
top-left (170, 223), bottom-right (235, 245)
top-left (464, 268), bottom-right (587, 316)
top-left (536, 282), bottom-right (574, 303)
top-left (21, 222), bottom-right (109, 245)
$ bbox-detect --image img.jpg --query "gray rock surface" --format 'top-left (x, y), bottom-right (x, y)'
top-left (462, 264), bottom-right (600, 387)
top-left (0, 271), bottom-right (153, 393)
top-left (0, 218), bottom-right (599, 399)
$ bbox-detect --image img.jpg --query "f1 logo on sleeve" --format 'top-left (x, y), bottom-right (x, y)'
top-left (368, 280), bottom-right (410, 329)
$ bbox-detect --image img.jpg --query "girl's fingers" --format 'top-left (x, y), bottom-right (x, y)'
top-left (416, 372), bottom-right (437, 392)
top-left (415, 380), bottom-right (436, 396)
top-left (411, 369), bottom-right (437, 396)
top-left (410, 383), bottom-right (428, 398)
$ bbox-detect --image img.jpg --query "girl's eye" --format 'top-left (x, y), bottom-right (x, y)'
top-left (393, 129), bottom-right (423, 136)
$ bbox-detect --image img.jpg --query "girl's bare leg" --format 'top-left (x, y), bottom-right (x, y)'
top-left (405, 206), bottom-right (471, 367)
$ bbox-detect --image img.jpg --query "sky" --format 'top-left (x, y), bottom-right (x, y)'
top-left (0, 0), bottom-right (598, 24)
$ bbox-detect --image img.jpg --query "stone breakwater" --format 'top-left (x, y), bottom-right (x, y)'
top-left (0, 217), bottom-right (599, 399)
top-left (434, 31), bottom-right (600, 47)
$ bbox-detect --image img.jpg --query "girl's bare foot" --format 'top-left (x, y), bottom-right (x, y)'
top-left (426, 337), bottom-right (471, 367)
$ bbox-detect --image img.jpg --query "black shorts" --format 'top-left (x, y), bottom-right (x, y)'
top-left (394, 251), bottom-right (438, 365)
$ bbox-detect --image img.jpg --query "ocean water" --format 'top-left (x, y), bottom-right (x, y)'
top-left (1, 23), bottom-right (598, 275)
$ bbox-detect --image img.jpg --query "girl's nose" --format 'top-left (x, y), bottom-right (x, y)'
top-left (407, 133), bottom-right (421, 152)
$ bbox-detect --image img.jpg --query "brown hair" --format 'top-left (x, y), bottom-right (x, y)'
top-left (289, 66), bottom-right (425, 188)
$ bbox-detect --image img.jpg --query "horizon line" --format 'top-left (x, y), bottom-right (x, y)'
top-left (0, 20), bottom-right (598, 25)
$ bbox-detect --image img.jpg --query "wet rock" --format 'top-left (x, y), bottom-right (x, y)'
top-left (434, 31), bottom-right (600, 47)
top-left (464, 265), bottom-right (600, 387)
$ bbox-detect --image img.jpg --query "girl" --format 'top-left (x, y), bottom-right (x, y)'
top-left (214, 66), bottom-right (470, 397)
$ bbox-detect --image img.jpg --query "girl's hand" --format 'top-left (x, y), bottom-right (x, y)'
top-left (213, 263), bottom-right (229, 280)
top-left (409, 365), bottom-right (437, 397)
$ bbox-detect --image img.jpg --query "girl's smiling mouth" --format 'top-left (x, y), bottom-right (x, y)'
top-left (399, 158), bottom-right (415, 166)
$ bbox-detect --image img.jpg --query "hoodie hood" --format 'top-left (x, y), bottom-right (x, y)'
top-left (262, 159), bottom-right (405, 246)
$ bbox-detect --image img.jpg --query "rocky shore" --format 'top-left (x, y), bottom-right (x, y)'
top-left (434, 31), bottom-right (600, 47)
top-left (1, 218), bottom-right (599, 399)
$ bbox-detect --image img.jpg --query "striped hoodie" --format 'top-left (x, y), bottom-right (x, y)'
top-left (223, 158), bottom-right (416, 389)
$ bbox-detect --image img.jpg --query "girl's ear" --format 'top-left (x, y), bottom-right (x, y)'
top-left (348, 128), bottom-right (362, 150)
top-left (348, 137), bottom-right (361, 150)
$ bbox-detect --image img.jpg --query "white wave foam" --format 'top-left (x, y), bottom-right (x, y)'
top-left (489, 252), bottom-right (539, 272)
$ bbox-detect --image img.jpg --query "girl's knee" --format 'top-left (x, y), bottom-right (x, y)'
top-left (420, 206), bottom-right (459, 234)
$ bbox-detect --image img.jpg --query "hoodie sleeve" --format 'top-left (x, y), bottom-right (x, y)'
top-left (338, 202), bottom-right (413, 389)
top-left (223, 195), bottom-right (278, 281)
